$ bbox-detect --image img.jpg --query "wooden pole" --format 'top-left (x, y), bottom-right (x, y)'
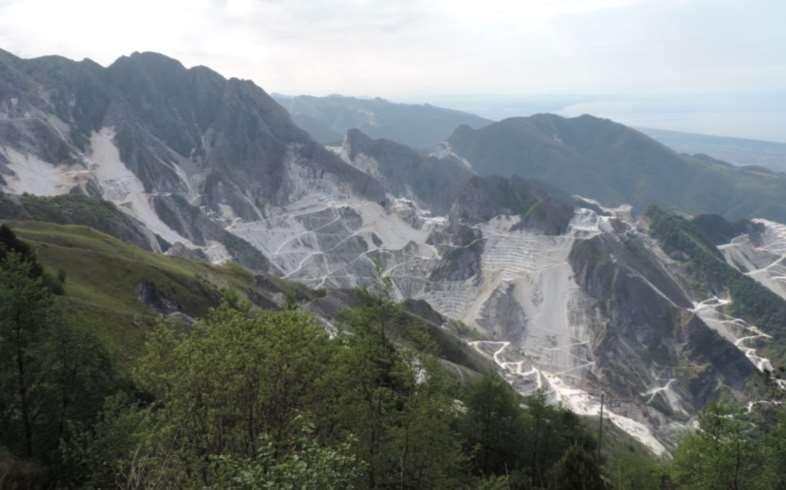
top-left (598, 392), bottom-right (604, 460)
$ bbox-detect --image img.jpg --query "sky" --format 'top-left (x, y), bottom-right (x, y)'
top-left (1, 0), bottom-right (785, 140)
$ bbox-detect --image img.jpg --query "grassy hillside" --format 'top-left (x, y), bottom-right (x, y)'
top-left (0, 193), bottom-right (155, 250)
top-left (3, 220), bottom-right (488, 377)
top-left (4, 220), bottom-right (309, 365)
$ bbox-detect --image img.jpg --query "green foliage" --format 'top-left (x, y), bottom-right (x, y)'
top-left (460, 378), bottom-right (602, 488)
top-left (0, 226), bottom-right (119, 487)
top-left (461, 376), bottom-right (529, 476)
top-left (0, 193), bottom-right (155, 250)
top-left (646, 207), bottom-right (723, 260)
top-left (88, 292), bottom-right (632, 489)
top-left (691, 214), bottom-right (762, 246)
top-left (4, 221), bottom-right (303, 366)
top-left (0, 223), bottom-right (39, 264)
top-left (212, 417), bottom-right (364, 490)
top-left (0, 252), bottom-right (58, 461)
top-left (549, 444), bottom-right (607, 490)
top-left (605, 448), bottom-right (662, 490)
top-left (326, 294), bottom-right (468, 489)
top-left (129, 305), bottom-right (335, 486)
top-left (764, 412), bottom-right (786, 489)
top-left (96, 295), bottom-right (466, 488)
top-left (670, 402), bottom-right (772, 490)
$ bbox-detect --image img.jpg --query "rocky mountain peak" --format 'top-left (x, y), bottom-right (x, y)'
top-left (449, 175), bottom-right (576, 234)
top-left (0, 49), bottom-right (384, 270)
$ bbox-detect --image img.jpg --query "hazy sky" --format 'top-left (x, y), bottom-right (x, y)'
top-left (1, 0), bottom-right (785, 98)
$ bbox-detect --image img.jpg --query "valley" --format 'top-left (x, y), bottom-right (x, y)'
top-left (3, 47), bottom-right (786, 488)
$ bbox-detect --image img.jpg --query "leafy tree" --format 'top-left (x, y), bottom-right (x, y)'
top-left (324, 296), bottom-right (411, 487)
top-left (45, 321), bottom-right (117, 483)
top-left (606, 449), bottom-right (662, 490)
top-left (549, 444), bottom-right (607, 490)
top-left (461, 375), bottom-right (529, 477)
top-left (0, 226), bottom-right (117, 486)
top-left (460, 375), bottom-right (604, 488)
top-left (0, 224), bottom-right (43, 273)
top-left (764, 412), bottom-right (786, 490)
top-left (386, 363), bottom-right (466, 489)
top-left (212, 417), bottom-right (364, 490)
top-left (525, 392), bottom-right (597, 486)
top-left (0, 252), bottom-right (57, 460)
top-left (130, 304), bottom-right (336, 486)
top-left (670, 402), bottom-right (770, 490)
top-left (325, 294), bottom-right (467, 488)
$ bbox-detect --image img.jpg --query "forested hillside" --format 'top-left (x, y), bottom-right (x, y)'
top-left (0, 222), bottom-right (622, 488)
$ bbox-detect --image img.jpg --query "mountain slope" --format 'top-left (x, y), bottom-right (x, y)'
top-left (274, 94), bottom-right (492, 149)
top-left (5, 219), bottom-right (493, 379)
top-left (0, 50), bottom-right (384, 270)
top-left (0, 192), bottom-right (158, 251)
top-left (642, 127), bottom-right (786, 173)
top-left (448, 114), bottom-right (786, 222)
top-left (333, 128), bottom-right (474, 213)
top-left (5, 220), bottom-right (298, 364)
top-left (4, 49), bottom-right (786, 455)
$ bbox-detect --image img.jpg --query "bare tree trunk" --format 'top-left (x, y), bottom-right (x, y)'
top-left (14, 315), bottom-right (33, 459)
top-left (399, 421), bottom-right (409, 490)
top-left (732, 439), bottom-right (741, 490)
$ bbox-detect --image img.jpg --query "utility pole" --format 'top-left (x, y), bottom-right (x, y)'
top-left (597, 392), bottom-right (604, 460)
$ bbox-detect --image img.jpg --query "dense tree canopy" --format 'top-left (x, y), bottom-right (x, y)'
top-left (0, 225), bottom-right (116, 486)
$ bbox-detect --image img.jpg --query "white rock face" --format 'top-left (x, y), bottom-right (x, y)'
top-left (712, 219), bottom-right (786, 391)
top-left (721, 219), bottom-right (786, 300)
top-left (0, 126), bottom-right (233, 263)
top-left (1, 146), bottom-right (86, 196)
top-left (88, 128), bottom-right (192, 247)
top-left (429, 142), bottom-right (473, 170)
top-left (692, 297), bottom-right (777, 373)
top-left (229, 194), bottom-right (439, 288)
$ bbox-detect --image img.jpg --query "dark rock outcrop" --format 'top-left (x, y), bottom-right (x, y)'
top-left (136, 279), bottom-right (180, 315)
top-left (341, 128), bottom-right (473, 213)
top-left (450, 175), bottom-right (576, 234)
top-left (570, 231), bottom-right (753, 411)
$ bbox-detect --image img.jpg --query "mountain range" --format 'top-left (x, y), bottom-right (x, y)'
top-left (273, 93), bottom-right (492, 149)
top-left (275, 93), bottom-right (786, 173)
top-left (3, 49), bottom-right (786, 456)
